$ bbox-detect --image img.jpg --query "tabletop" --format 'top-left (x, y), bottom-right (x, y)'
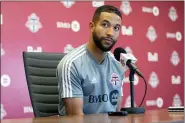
top-left (1, 109), bottom-right (184, 123)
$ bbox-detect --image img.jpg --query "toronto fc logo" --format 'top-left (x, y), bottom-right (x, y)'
top-left (168, 6), bottom-right (178, 22)
top-left (25, 13), bottom-right (42, 33)
top-left (146, 26), bottom-right (157, 42)
top-left (110, 73), bottom-right (121, 87)
top-left (120, 1), bottom-right (132, 15)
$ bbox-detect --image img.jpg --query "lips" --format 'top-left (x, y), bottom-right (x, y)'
top-left (103, 38), bottom-right (113, 45)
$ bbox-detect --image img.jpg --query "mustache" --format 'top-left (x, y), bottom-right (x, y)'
top-left (102, 37), bottom-right (115, 41)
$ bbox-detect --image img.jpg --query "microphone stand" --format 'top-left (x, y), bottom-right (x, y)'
top-left (121, 69), bottom-right (145, 114)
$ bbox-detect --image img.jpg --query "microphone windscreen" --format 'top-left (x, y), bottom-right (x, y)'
top-left (113, 47), bottom-right (127, 61)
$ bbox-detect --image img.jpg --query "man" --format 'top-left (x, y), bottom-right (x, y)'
top-left (57, 5), bottom-right (124, 116)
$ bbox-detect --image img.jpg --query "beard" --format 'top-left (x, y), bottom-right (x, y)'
top-left (92, 31), bottom-right (116, 52)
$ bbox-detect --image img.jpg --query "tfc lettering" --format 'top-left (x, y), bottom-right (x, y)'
top-left (89, 94), bottom-right (108, 103)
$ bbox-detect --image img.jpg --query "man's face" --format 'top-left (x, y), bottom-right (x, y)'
top-left (92, 12), bottom-right (122, 52)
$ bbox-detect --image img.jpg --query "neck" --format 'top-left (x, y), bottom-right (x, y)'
top-left (87, 38), bottom-right (106, 64)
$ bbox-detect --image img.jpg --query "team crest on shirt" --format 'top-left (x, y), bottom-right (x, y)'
top-left (110, 73), bottom-right (121, 87)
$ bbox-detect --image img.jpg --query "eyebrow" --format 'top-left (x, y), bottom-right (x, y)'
top-left (101, 20), bottom-right (110, 24)
top-left (116, 24), bottom-right (121, 28)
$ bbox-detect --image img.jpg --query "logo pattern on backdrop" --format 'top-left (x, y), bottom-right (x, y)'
top-left (1, 74), bottom-right (11, 87)
top-left (170, 51), bottom-right (180, 66)
top-left (1, 104), bottom-right (7, 120)
top-left (171, 75), bottom-right (181, 85)
top-left (61, 0), bottom-right (75, 8)
top-left (92, 0), bottom-right (104, 7)
top-left (148, 52), bottom-right (158, 62)
top-left (168, 6), bottom-right (178, 22)
top-left (1, 2), bottom-right (183, 119)
top-left (57, 20), bottom-right (80, 32)
top-left (172, 94), bottom-right (182, 107)
top-left (1, 44), bottom-right (5, 56)
top-left (1, 14), bottom-right (3, 25)
top-left (142, 6), bottom-right (159, 16)
top-left (146, 97), bottom-right (164, 108)
top-left (122, 25), bottom-right (133, 36)
top-left (125, 95), bottom-right (137, 107)
top-left (149, 72), bottom-right (159, 88)
top-left (120, 1), bottom-right (132, 15)
top-left (64, 44), bottom-right (75, 53)
top-left (25, 13), bottom-right (42, 33)
top-left (146, 26), bottom-right (158, 42)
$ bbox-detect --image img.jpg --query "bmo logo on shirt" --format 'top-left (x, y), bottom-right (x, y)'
top-left (88, 90), bottom-right (119, 106)
top-left (109, 90), bottom-right (119, 105)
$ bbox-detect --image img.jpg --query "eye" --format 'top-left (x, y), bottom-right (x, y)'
top-left (114, 26), bottom-right (120, 31)
top-left (102, 23), bottom-right (109, 27)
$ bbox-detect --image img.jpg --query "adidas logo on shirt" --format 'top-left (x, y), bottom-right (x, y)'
top-left (91, 77), bottom-right (97, 84)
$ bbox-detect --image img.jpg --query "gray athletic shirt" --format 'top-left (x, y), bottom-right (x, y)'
top-left (57, 44), bottom-right (125, 115)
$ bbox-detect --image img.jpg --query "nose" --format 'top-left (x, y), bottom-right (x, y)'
top-left (106, 27), bottom-right (114, 37)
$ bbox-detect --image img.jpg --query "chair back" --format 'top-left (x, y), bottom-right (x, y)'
top-left (22, 51), bottom-right (66, 117)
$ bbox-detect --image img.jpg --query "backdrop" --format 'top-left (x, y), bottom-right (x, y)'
top-left (1, 1), bottom-right (184, 119)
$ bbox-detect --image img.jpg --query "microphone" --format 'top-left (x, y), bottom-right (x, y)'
top-left (113, 47), bottom-right (144, 78)
top-left (113, 47), bottom-right (146, 114)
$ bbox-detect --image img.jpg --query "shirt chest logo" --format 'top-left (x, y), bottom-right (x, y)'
top-left (91, 77), bottom-right (97, 84)
top-left (110, 73), bottom-right (121, 87)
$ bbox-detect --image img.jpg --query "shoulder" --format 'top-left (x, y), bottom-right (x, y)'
top-left (57, 44), bottom-right (87, 69)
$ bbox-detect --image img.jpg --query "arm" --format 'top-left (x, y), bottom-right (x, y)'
top-left (63, 98), bottom-right (84, 115)
top-left (57, 59), bottom-right (84, 116)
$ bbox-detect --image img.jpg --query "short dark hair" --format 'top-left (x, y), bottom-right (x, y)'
top-left (92, 5), bottom-right (122, 24)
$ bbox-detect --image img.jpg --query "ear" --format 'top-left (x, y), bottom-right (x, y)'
top-left (89, 21), bottom-right (95, 32)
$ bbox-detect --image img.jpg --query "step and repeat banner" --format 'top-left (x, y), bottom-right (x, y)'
top-left (1, 1), bottom-right (184, 119)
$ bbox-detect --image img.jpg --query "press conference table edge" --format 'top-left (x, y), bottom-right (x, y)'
top-left (1, 109), bottom-right (184, 123)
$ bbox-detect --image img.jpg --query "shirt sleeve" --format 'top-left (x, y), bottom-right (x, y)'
top-left (57, 59), bottom-right (83, 98)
